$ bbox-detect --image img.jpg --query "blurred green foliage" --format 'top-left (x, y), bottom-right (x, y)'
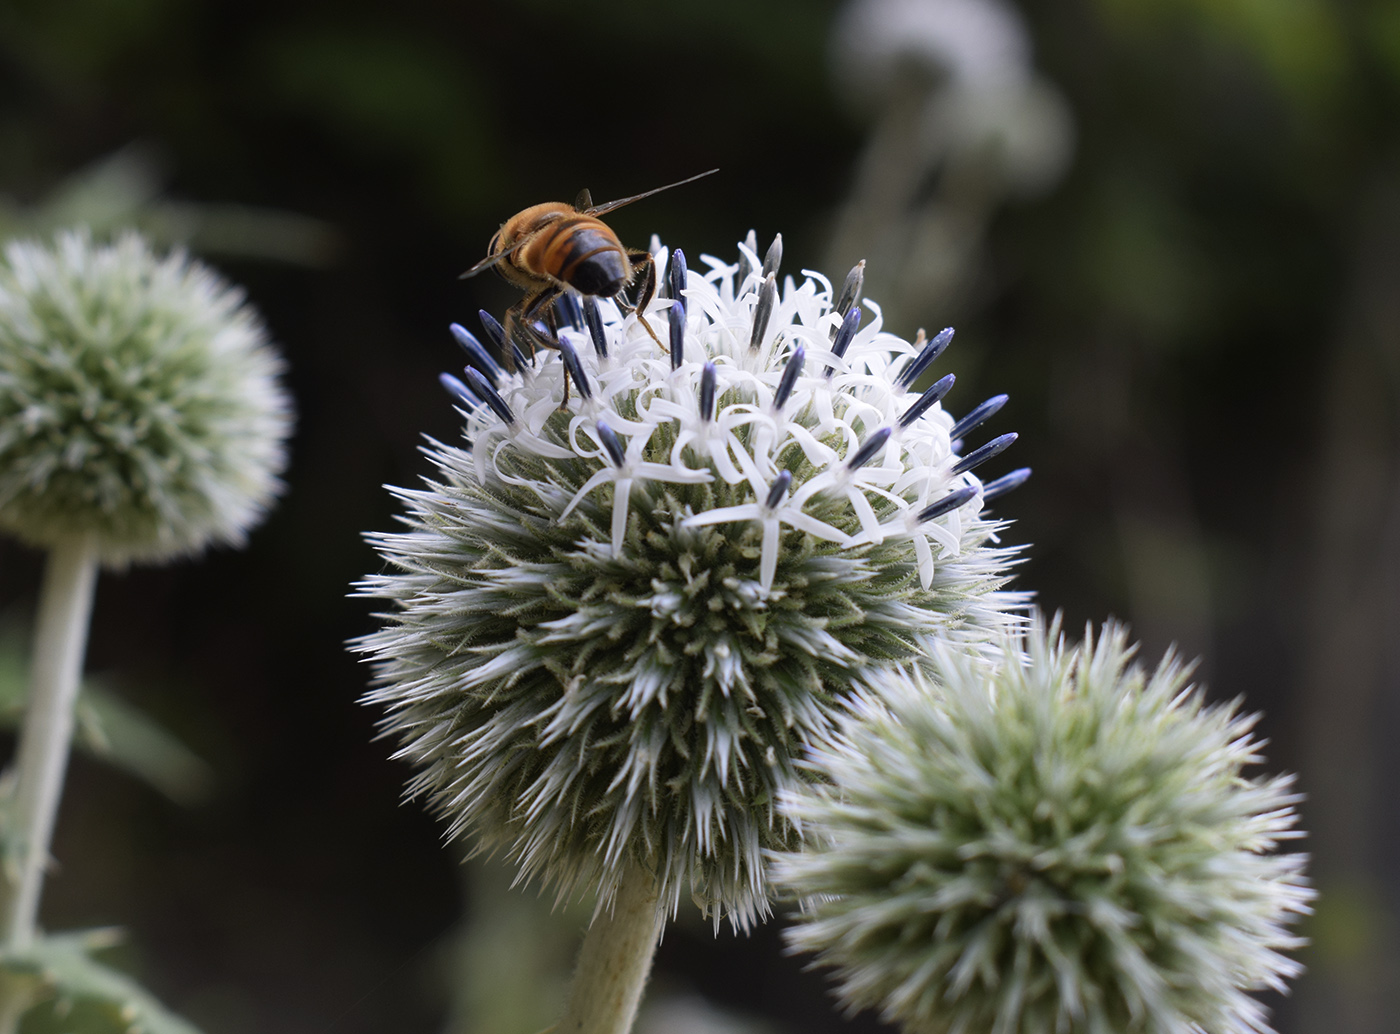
top-left (0, 628), bottom-right (213, 807)
top-left (0, 148), bottom-right (337, 264)
top-left (2, 929), bottom-right (200, 1034)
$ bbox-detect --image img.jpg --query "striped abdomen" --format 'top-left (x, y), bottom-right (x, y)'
top-left (509, 210), bottom-right (632, 297)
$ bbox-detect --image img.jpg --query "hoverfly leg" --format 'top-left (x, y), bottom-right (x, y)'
top-left (506, 297), bottom-right (572, 409)
top-left (499, 307), bottom-right (531, 372)
top-left (502, 291), bottom-right (562, 372)
top-left (538, 309), bottom-right (571, 409)
top-left (617, 250), bottom-right (665, 351)
top-left (522, 285), bottom-right (562, 323)
top-left (514, 288), bottom-right (565, 354)
top-left (630, 250), bottom-right (657, 311)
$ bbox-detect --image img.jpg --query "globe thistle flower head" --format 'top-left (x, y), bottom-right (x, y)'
top-left (355, 235), bottom-right (1029, 926)
top-left (773, 615), bottom-right (1313, 1034)
top-left (0, 231), bottom-right (292, 566)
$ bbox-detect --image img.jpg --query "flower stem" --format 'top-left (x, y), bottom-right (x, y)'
top-left (556, 863), bottom-right (664, 1034)
top-left (1, 535), bottom-right (100, 949)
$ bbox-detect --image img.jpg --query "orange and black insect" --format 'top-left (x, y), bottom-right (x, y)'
top-left (460, 169), bottom-right (717, 367)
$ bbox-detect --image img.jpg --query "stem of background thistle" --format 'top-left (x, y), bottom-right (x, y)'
top-left (556, 862), bottom-right (664, 1034)
top-left (0, 536), bottom-right (100, 967)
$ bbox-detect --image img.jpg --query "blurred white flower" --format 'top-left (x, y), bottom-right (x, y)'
top-left (828, 0), bottom-right (1075, 331)
top-left (834, 0), bottom-right (1033, 100)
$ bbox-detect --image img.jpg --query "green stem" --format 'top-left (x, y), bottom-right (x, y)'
top-left (556, 864), bottom-right (664, 1034)
top-left (0, 536), bottom-right (100, 1028)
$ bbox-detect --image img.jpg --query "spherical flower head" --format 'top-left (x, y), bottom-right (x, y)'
top-left (0, 231), bottom-right (293, 566)
top-left (355, 238), bottom-right (1027, 926)
top-left (773, 615), bottom-right (1313, 1034)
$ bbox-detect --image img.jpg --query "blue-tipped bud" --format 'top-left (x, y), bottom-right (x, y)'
top-left (439, 372), bottom-right (478, 408)
top-left (554, 291), bottom-right (584, 332)
top-left (462, 366), bottom-right (515, 424)
top-left (773, 345), bottom-right (805, 411)
top-left (557, 336), bottom-right (592, 400)
top-left (764, 470), bottom-right (793, 510)
top-left (670, 299), bottom-right (685, 370)
top-left (478, 309), bottom-right (507, 353)
top-left (699, 361), bottom-right (717, 422)
top-left (917, 485), bottom-right (978, 523)
top-left (982, 467), bottom-right (1032, 502)
top-left (847, 426), bottom-right (894, 471)
top-left (896, 327), bottom-right (954, 389)
top-left (761, 235), bottom-right (784, 278)
top-left (899, 373), bottom-right (956, 428)
top-left (750, 274), bottom-right (777, 352)
top-left (825, 306), bottom-right (862, 377)
top-left (735, 229), bottom-right (758, 295)
top-left (950, 394), bottom-right (1009, 442)
top-left (596, 421), bottom-right (627, 468)
top-left (583, 297), bottom-right (608, 358)
top-left (669, 248), bottom-right (688, 317)
top-left (450, 323), bottom-right (502, 387)
top-left (511, 343), bottom-right (533, 373)
top-left (951, 432), bottom-right (1017, 476)
top-left (832, 259), bottom-right (865, 324)
top-left (762, 234), bottom-right (783, 279)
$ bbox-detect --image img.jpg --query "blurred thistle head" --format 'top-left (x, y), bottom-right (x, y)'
top-left (355, 236), bottom-right (1029, 925)
top-left (773, 615), bottom-right (1313, 1034)
top-left (0, 230), bottom-right (293, 566)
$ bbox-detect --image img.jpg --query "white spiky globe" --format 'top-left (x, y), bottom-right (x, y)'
top-left (356, 236), bottom-right (1029, 925)
top-left (774, 616), bottom-right (1313, 1034)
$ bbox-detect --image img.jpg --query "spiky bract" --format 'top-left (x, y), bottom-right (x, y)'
top-left (0, 231), bottom-right (292, 565)
top-left (356, 240), bottom-right (1025, 925)
top-left (774, 616), bottom-right (1313, 1034)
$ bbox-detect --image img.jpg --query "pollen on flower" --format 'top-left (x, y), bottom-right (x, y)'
top-left (354, 236), bottom-right (1029, 925)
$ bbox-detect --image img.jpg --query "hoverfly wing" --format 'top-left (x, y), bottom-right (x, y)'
top-left (574, 187), bottom-right (593, 212)
top-left (584, 168), bottom-right (719, 217)
top-left (459, 252), bottom-right (506, 280)
top-left (459, 237), bottom-right (529, 280)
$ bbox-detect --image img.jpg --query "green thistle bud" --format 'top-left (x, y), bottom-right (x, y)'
top-left (773, 616), bottom-right (1313, 1034)
top-left (355, 241), bottom-right (1029, 926)
top-left (0, 231), bottom-right (292, 566)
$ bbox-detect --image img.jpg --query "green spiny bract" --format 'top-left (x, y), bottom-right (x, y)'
top-left (775, 616), bottom-right (1313, 1034)
top-left (0, 231), bottom-right (291, 565)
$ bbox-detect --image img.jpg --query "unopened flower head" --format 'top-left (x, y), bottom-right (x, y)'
top-left (0, 231), bottom-right (293, 565)
top-left (774, 616), bottom-right (1313, 1034)
top-left (355, 235), bottom-right (1028, 925)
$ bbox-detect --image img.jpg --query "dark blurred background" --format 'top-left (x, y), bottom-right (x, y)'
top-left (0, 1), bottom-right (1396, 1032)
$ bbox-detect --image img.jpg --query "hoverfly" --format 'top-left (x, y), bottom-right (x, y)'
top-left (460, 169), bottom-right (717, 367)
